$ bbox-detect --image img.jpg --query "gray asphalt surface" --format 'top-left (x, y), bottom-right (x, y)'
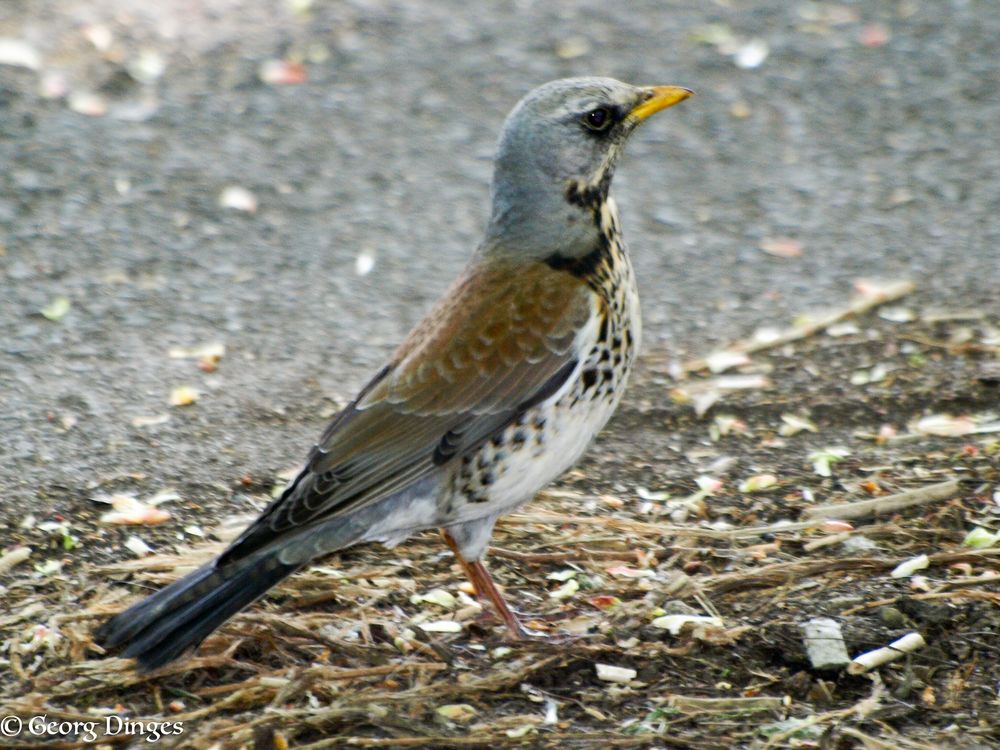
top-left (1, 0), bottom-right (998, 522)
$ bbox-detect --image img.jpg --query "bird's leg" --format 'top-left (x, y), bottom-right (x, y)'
top-left (440, 529), bottom-right (534, 639)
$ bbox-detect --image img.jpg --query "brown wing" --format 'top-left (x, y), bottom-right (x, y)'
top-left (221, 257), bottom-right (595, 562)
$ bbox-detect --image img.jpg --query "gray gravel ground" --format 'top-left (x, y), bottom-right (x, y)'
top-left (1, 1), bottom-right (997, 547)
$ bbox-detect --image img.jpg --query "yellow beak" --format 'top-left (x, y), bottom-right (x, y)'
top-left (629, 85), bottom-right (694, 121)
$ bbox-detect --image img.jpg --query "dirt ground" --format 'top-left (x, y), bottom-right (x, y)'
top-left (1, 1), bottom-right (998, 748)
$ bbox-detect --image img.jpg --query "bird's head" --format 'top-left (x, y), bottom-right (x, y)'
top-left (485, 77), bottom-right (692, 258)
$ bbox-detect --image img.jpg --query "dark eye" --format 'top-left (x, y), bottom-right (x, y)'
top-left (583, 107), bottom-right (613, 132)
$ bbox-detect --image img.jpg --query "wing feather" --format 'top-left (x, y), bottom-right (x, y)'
top-left (220, 259), bottom-right (594, 563)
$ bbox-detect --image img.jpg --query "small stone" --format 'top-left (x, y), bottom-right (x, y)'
top-left (801, 617), bottom-right (850, 669)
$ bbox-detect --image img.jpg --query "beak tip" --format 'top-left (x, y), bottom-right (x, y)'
top-left (629, 84), bottom-right (695, 121)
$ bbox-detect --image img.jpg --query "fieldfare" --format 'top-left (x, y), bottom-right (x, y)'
top-left (96, 77), bottom-right (692, 670)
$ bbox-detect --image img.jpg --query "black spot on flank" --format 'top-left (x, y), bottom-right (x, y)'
top-left (512, 429), bottom-right (528, 446)
top-left (599, 349), bottom-right (611, 362)
top-left (581, 368), bottom-right (598, 390)
top-left (532, 415), bottom-right (547, 430)
top-left (481, 471), bottom-right (495, 486)
top-left (601, 368), bottom-right (615, 383)
top-left (612, 335), bottom-right (623, 349)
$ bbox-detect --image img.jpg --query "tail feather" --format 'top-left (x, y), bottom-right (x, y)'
top-left (95, 553), bottom-right (299, 671)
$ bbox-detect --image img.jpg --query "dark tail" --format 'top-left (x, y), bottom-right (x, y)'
top-left (94, 553), bottom-right (300, 671)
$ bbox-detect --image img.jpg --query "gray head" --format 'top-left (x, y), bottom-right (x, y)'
top-left (484, 77), bottom-right (692, 258)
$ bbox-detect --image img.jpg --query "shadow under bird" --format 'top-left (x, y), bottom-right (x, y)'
top-left (95, 77), bottom-right (693, 671)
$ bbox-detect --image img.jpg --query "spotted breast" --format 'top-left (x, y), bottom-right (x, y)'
top-left (442, 195), bottom-right (640, 535)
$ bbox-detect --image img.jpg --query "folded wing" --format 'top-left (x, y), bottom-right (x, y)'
top-left (220, 258), bottom-right (594, 564)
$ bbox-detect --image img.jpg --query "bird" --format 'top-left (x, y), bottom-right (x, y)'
top-left (95, 77), bottom-right (692, 671)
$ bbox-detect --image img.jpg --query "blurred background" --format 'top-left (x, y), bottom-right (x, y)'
top-left (1, 0), bottom-right (997, 503)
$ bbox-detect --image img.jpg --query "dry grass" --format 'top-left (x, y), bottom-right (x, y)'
top-left (2, 291), bottom-right (998, 749)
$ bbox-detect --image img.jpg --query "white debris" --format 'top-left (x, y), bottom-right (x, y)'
top-left (219, 185), bottom-right (258, 213)
top-left (418, 620), bottom-right (463, 633)
top-left (890, 553), bottom-right (930, 578)
top-left (801, 617), bottom-right (850, 669)
top-left (0, 546), bottom-right (32, 575)
top-left (0, 38), bottom-right (41, 70)
top-left (595, 663), bottom-right (637, 683)
top-left (355, 248), bottom-right (376, 276)
top-left (734, 39), bottom-right (769, 69)
top-left (123, 535), bottom-right (154, 557)
top-left (848, 632), bottom-right (926, 674)
top-left (651, 614), bottom-right (724, 635)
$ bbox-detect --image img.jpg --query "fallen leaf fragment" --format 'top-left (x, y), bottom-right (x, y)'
top-left (546, 569), bottom-right (578, 582)
top-left (809, 447), bottom-right (849, 477)
top-left (259, 59), bottom-right (307, 85)
top-left (595, 663), bottom-right (636, 683)
top-left (705, 350), bottom-right (751, 374)
top-left (124, 535), bottom-right (153, 557)
top-left (132, 414), bottom-right (170, 427)
top-left (170, 386), bottom-right (199, 406)
top-left (435, 704), bottom-right (478, 723)
top-left (97, 493), bottom-right (171, 526)
top-left (606, 566), bottom-right (655, 579)
top-left (734, 39), bottom-right (769, 68)
top-left (826, 321), bottom-right (860, 337)
top-left (860, 22), bottom-right (890, 47)
top-left (875, 424), bottom-right (898, 443)
top-left (82, 24), bottom-right (113, 52)
top-left (0, 546), bottom-right (32, 575)
top-left (68, 91), bottom-right (108, 117)
top-left (915, 414), bottom-right (976, 437)
top-left (759, 237), bottom-right (803, 258)
top-left (651, 614), bottom-right (724, 634)
top-left (417, 620), bottom-right (463, 633)
top-left (127, 49), bottom-right (166, 84)
top-left (219, 186), bottom-right (258, 213)
top-left (555, 36), bottom-right (591, 59)
top-left (671, 695), bottom-right (783, 714)
top-left (878, 305), bottom-right (915, 323)
top-left (779, 413), bottom-right (817, 436)
top-left (820, 519), bottom-right (854, 533)
top-left (739, 474), bottom-right (777, 493)
top-left (890, 553), bottom-right (929, 578)
top-left (548, 578), bottom-right (579, 599)
top-left (587, 595), bottom-right (621, 610)
top-left (38, 71), bottom-right (68, 99)
top-left (40, 296), bottom-right (71, 321)
top-left (0, 38), bottom-right (41, 69)
top-left (170, 342), bottom-right (226, 372)
top-left (505, 724), bottom-right (538, 739)
top-left (410, 588), bottom-right (457, 609)
top-left (35, 560), bottom-right (63, 577)
top-left (355, 248), bottom-right (376, 276)
top-left (962, 527), bottom-right (1000, 549)
top-left (169, 342), bottom-right (226, 360)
